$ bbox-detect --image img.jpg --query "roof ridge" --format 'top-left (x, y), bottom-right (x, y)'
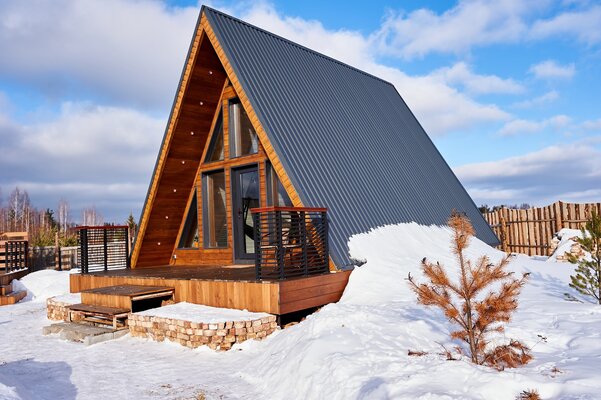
top-left (202, 5), bottom-right (394, 86)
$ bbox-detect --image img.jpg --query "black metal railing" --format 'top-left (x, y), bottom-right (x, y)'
top-left (1, 240), bottom-right (29, 273)
top-left (78, 226), bottom-right (130, 273)
top-left (252, 207), bottom-right (329, 280)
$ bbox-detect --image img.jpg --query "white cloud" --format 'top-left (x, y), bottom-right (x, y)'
top-left (529, 60), bottom-right (576, 80)
top-left (241, 5), bottom-right (510, 135)
top-left (455, 142), bottom-right (601, 205)
top-left (0, 0), bottom-right (512, 138)
top-left (0, 101), bottom-right (164, 220)
top-left (581, 119), bottom-right (601, 131)
top-left (0, 0), bottom-right (199, 110)
top-left (498, 114), bottom-right (571, 136)
top-left (370, 0), bottom-right (539, 58)
top-left (512, 90), bottom-right (559, 108)
top-left (530, 5), bottom-right (601, 44)
top-left (432, 62), bottom-right (524, 95)
top-left (365, 1), bottom-right (601, 59)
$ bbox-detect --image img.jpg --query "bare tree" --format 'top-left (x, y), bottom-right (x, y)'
top-left (82, 206), bottom-right (104, 226)
top-left (57, 199), bottom-right (70, 233)
top-left (8, 187), bottom-right (31, 231)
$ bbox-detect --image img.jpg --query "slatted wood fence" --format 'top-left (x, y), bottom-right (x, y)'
top-left (483, 201), bottom-right (601, 256)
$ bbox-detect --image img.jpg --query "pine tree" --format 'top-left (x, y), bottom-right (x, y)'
top-left (407, 211), bottom-right (531, 369)
top-left (126, 212), bottom-right (138, 235)
top-left (567, 211), bottom-right (601, 304)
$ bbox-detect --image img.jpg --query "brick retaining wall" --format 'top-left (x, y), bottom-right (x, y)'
top-left (128, 313), bottom-right (277, 351)
top-left (47, 296), bottom-right (82, 321)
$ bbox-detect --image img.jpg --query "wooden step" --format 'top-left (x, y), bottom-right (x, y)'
top-left (68, 303), bottom-right (131, 330)
top-left (80, 285), bottom-right (174, 310)
top-left (0, 290), bottom-right (27, 306)
top-left (69, 303), bottom-right (131, 315)
top-left (0, 283), bottom-right (12, 296)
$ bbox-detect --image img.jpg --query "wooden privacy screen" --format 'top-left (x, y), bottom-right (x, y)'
top-left (483, 201), bottom-right (601, 256)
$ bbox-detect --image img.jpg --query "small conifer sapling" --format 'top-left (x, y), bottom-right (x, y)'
top-left (567, 211), bottom-right (601, 304)
top-left (407, 212), bottom-right (531, 369)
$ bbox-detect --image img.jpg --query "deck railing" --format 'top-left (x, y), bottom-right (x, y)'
top-left (78, 226), bottom-right (130, 273)
top-left (0, 240), bottom-right (29, 273)
top-left (251, 207), bottom-right (329, 280)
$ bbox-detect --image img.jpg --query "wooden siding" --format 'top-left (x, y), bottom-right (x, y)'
top-left (70, 269), bottom-right (351, 315)
top-left (132, 26), bottom-right (228, 268)
top-left (483, 201), bottom-right (601, 256)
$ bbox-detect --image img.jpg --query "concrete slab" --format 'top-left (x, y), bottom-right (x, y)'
top-left (43, 322), bottom-right (129, 345)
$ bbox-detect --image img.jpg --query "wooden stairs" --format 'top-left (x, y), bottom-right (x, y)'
top-left (0, 281), bottom-right (27, 305)
top-left (68, 285), bottom-right (175, 329)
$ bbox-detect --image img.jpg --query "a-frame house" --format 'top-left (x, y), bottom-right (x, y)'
top-left (71, 7), bottom-right (498, 315)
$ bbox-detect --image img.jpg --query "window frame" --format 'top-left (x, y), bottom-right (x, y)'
top-left (202, 169), bottom-right (228, 249)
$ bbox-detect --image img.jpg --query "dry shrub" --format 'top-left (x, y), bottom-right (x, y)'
top-left (483, 340), bottom-right (532, 370)
top-left (408, 211), bottom-right (531, 369)
top-left (516, 389), bottom-right (541, 400)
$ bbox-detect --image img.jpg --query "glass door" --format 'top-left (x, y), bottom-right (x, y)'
top-left (232, 165), bottom-right (260, 262)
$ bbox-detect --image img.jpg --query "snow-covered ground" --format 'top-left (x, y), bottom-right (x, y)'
top-left (1, 223), bottom-right (600, 399)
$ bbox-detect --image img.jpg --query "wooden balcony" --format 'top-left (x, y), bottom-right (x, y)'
top-left (251, 206), bottom-right (330, 280)
top-left (71, 207), bottom-right (351, 314)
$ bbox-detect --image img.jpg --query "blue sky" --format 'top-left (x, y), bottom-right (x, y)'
top-left (1, 0), bottom-right (600, 223)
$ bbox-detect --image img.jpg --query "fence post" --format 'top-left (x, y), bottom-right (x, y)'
top-left (253, 212), bottom-right (261, 280)
top-left (299, 211), bottom-right (308, 276)
top-left (25, 241), bottom-right (29, 271)
top-left (103, 228), bottom-right (108, 272)
top-left (125, 227), bottom-right (131, 269)
top-left (276, 211), bottom-right (284, 280)
top-left (322, 211), bottom-right (329, 273)
top-left (499, 216), bottom-right (508, 253)
top-left (55, 232), bottom-right (62, 271)
top-left (79, 229), bottom-right (87, 274)
top-left (554, 201), bottom-right (563, 234)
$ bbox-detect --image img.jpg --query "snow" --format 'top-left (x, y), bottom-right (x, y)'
top-left (1, 222), bottom-right (601, 399)
top-left (11, 270), bottom-right (74, 302)
top-left (547, 228), bottom-right (585, 262)
top-left (50, 293), bottom-right (81, 304)
top-left (135, 302), bottom-right (272, 323)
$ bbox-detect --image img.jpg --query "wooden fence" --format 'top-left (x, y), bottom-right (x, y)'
top-left (483, 201), bottom-right (601, 256)
top-left (29, 246), bottom-right (79, 271)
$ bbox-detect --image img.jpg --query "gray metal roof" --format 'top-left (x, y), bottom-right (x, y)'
top-left (204, 7), bottom-right (499, 268)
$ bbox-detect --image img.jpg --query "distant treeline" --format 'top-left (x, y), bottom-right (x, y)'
top-left (478, 203), bottom-right (532, 214)
top-left (0, 186), bottom-right (137, 247)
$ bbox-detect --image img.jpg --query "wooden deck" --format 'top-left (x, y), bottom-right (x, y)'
top-left (70, 266), bottom-right (351, 315)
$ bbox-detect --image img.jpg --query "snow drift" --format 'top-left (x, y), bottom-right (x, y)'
top-left (1, 223), bottom-right (600, 399)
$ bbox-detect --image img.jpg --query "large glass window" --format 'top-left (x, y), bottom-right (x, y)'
top-left (205, 113), bottom-right (224, 162)
top-left (178, 192), bottom-right (199, 249)
top-left (229, 99), bottom-right (258, 158)
top-left (266, 162), bottom-right (293, 207)
top-left (203, 171), bottom-right (228, 248)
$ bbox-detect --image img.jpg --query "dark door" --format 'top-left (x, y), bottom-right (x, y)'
top-left (232, 165), bottom-right (260, 262)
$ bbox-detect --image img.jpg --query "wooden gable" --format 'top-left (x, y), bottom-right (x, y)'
top-left (132, 11), bottom-right (304, 268)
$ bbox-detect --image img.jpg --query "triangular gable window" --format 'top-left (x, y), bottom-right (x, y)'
top-left (178, 193), bottom-right (199, 248)
top-left (205, 113), bottom-right (224, 162)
